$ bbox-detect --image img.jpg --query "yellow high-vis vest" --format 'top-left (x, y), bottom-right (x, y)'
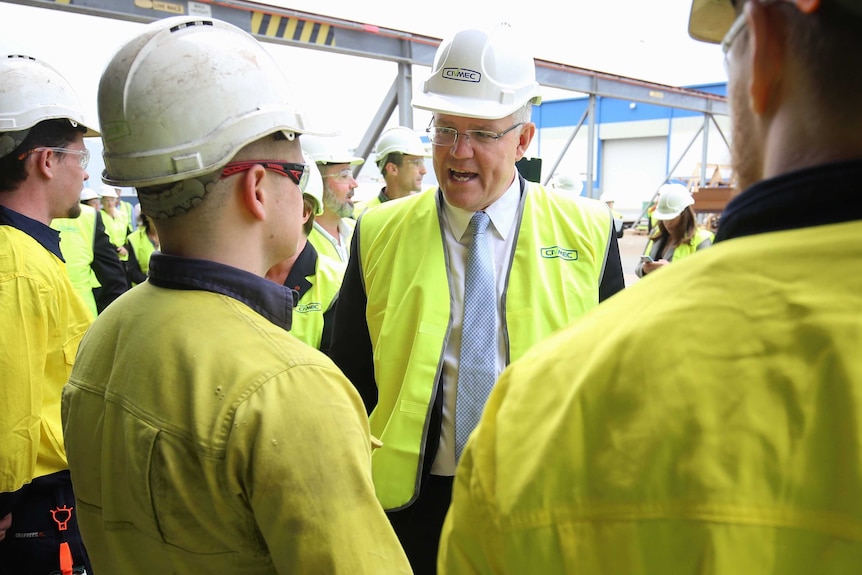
top-left (358, 183), bottom-right (614, 509)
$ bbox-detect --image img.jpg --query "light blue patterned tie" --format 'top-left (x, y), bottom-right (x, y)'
top-left (455, 211), bottom-right (497, 461)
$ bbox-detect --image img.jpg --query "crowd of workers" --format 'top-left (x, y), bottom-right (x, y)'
top-left (1, 0), bottom-right (861, 573)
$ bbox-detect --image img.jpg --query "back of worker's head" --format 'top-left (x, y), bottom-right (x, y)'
top-left (689, 0), bottom-right (862, 117)
top-left (412, 22), bottom-right (542, 121)
top-left (0, 55), bottom-right (99, 193)
top-left (374, 127), bottom-right (428, 174)
top-left (97, 17), bottom-right (315, 220)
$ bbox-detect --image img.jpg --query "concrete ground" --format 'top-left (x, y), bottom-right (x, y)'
top-left (618, 229), bottom-right (648, 287)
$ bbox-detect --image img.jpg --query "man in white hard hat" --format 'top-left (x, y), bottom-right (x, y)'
top-left (0, 54), bottom-right (98, 575)
top-left (266, 151), bottom-right (346, 354)
top-left (355, 126), bottom-right (430, 214)
top-left (302, 135), bottom-right (363, 262)
top-left (438, 1), bottom-right (862, 573)
top-left (60, 17), bottom-right (411, 574)
top-left (329, 22), bottom-right (625, 574)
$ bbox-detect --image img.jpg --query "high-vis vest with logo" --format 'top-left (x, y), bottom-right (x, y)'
top-left (290, 254), bottom-right (346, 350)
top-left (52, 204), bottom-right (98, 319)
top-left (358, 182), bottom-right (614, 509)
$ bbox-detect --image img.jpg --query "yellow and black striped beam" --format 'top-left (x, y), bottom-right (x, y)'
top-left (250, 11), bottom-right (335, 47)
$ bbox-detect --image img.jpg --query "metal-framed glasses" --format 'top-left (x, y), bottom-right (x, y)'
top-left (322, 168), bottom-right (356, 183)
top-left (18, 146), bottom-right (90, 169)
top-left (721, 10), bottom-right (748, 54)
top-left (220, 160), bottom-right (309, 192)
top-left (427, 123), bottom-right (524, 147)
top-left (722, 0), bottom-right (788, 55)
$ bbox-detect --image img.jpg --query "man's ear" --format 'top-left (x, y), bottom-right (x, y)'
top-left (239, 165), bottom-right (268, 221)
top-left (24, 148), bottom-right (56, 181)
top-left (514, 123), bottom-right (536, 161)
top-left (747, 0), bottom-right (786, 116)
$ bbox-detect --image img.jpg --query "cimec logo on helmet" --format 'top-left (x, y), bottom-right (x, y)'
top-left (442, 68), bottom-right (481, 83)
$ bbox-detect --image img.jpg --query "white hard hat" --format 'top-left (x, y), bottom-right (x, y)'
top-left (80, 188), bottom-right (99, 202)
top-left (374, 127), bottom-right (429, 166)
top-left (688, 0), bottom-right (735, 43)
top-left (98, 184), bottom-right (119, 198)
top-left (412, 23), bottom-right (542, 120)
top-left (302, 135), bottom-right (364, 166)
top-left (654, 183), bottom-right (694, 220)
top-left (98, 17), bottom-right (319, 190)
top-left (0, 55), bottom-right (99, 158)
top-left (301, 149), bottom-right (324, 216)
top-left (554, 174), bottom-right (579, 192)
top-left (600, 193), bottom-right (615, 203)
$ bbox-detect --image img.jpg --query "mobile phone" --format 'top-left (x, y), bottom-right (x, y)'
top-left (640, 255), bottom-right (654, 263)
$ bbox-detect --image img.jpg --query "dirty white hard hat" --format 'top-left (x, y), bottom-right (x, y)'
top-left (98, 16), bottom-right (320, 192)
top-left (654, 183), bottom-right (695, 220)
top-left (412, 23), bottom-right (542, 120)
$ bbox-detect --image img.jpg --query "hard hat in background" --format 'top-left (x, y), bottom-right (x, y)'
top-left (80, 188), bottom-right (99, 202)
top-left (654, 183), bottom-right (695, 220)
top-left (374, 127), bottom-right (429, 169)
top-left (98, 17), bottom-right (320, 195)
top-left (554, 174), bottom-right (580, 193)
top-left (688, 0), bottom-right (735, 43)
top-left (301, 149), bottom-right (324, 216)
top-left (302, 135), bottom-right (364, 166)
top-left (0, 55), bottom-right (99, 158)
top-left (412, 23), bottom-right (542, 120)
top-left (98, 184), bottom-right (119, 198)
top-left (600, 193), bottom-right (615, 203)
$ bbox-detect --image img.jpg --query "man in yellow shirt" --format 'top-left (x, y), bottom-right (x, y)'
top-left (61, 17), bottom-right (411, 574)
top-left (0, 54), bottom-right (97, 575)
top-left (439, 1), bottom-right (862, 573)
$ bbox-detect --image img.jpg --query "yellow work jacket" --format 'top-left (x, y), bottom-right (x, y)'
top-left (358, 183), bottom-right (614, 509)
top-left (52, 205), bottom-right (99, 318)
top-left (439, 220), bottom-right (862, 574)
top-left (126, 226), bottom-right (157, 278)
top-left (0, 225), bottom-right (91, 493)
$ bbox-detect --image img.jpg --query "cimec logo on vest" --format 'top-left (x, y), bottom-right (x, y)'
top-left (541, 246), bottom-right (578, 261)
top-left (442, 68), bottom-right (481, 83)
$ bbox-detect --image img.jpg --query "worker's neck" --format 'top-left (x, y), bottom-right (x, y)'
top-left (316, 211), bottom-right (343, 239)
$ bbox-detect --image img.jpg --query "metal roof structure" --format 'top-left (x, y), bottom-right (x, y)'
top-left (4, 0), bottom-right (729, 189)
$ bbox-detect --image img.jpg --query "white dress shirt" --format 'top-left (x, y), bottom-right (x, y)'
top-left (431, 173), bottom-right (521, 476)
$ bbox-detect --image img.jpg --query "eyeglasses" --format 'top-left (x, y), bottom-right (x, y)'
top-left (401, 157), bottom-right (425, 168)
top-left (722, 0), bottom-right (787, 55)
top-left (427, 123), bottom-right (524, 147)
top-left (721, 10), bottom-right (747, 54)
top-left (220, 160), bottom-right (309, 192)
top-left (322, 168), bottom-right (356, 184)
top-left (18, 146), bottom-right (90, 169)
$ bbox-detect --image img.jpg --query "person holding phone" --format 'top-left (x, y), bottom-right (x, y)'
top-left (635, 183), bottom-right (713, 277)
